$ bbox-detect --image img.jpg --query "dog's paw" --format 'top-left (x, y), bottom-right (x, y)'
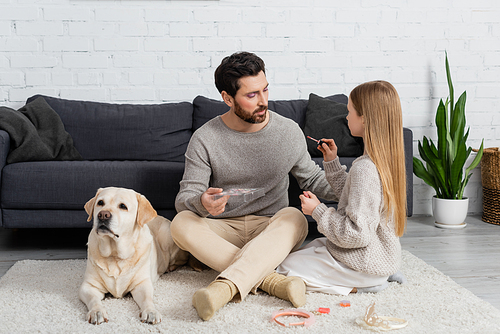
top-left (87, 309), bottom-right (109, 325)
top-left (140, 308), bottom-right (162, 324)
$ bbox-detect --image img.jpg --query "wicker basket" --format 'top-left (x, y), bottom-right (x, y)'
top-left (479, 147), bottom-right (500, 225)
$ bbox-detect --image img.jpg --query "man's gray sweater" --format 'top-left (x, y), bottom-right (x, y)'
top-left (175, 111), bottom-right (337, 218)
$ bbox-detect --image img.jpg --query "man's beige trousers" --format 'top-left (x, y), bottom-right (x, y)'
top-left (171, 207), bottom-right (308, 300)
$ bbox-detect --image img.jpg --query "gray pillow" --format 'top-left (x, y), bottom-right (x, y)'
top-left (304, 93), bottom-right (364, 157)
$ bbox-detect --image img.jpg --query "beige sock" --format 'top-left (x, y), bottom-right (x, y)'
top-left (192, 279), bottom-right (238, 321)
top-left (259, 272), bottom-right (306, 307)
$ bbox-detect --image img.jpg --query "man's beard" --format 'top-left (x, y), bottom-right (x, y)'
top-left (234, 100), bottom-right (268, 124)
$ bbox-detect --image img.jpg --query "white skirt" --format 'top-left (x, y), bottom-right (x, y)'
top-left (276, 237), bottom-right (388, 295)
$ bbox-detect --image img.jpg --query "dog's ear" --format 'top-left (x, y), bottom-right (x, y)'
top-left (136, 194), bottom-right (157, 227)
top-left (84, 188), bottom-right (103, 222)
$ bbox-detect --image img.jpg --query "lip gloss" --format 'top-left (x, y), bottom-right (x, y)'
top-left (307, 136), bottom-right (326, 147)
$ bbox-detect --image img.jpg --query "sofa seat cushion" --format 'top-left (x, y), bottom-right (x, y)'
top-left (1, 160), bottom-right (184, 211)
top-left (2, 208), bottom-right (179, 229)
top-left (26, 95), bottom-right (193, 162)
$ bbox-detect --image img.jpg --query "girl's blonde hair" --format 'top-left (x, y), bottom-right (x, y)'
top-left (349, 81), bottom-right (406, 236)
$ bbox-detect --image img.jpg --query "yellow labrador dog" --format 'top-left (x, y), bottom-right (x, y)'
top-left (79, 187), bottom-right (191, 325)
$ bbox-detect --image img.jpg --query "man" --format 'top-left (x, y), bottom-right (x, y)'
top-left (171, 51), bottom-right (337, 321)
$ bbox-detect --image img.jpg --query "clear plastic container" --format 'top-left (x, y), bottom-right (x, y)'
top-left (211, 188), bottom-right (265, 202)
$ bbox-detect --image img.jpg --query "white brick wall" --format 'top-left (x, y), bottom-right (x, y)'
top-left (1, 0), bottom-right (499, 215)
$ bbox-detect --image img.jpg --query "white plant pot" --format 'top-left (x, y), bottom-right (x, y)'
top-left (432, 196), bottom-right (469, 229)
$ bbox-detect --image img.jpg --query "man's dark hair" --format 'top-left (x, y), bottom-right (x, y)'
top-left (214, 52), bottom-right (266, 97)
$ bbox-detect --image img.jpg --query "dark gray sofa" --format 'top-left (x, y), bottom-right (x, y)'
top-left (0, 94), bottom-right (413, 229)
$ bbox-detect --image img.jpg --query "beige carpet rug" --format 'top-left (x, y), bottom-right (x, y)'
top-left (0, 250), bottom-right (499, 333)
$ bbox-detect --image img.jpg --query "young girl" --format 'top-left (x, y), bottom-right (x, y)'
top-left (277, 80), bottom-right (406, 295)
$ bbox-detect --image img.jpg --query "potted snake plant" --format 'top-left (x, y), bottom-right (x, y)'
top-left (413, 53), bottom-right (484, 229)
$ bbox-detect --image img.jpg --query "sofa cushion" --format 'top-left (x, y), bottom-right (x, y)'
top-left (268, 99), bottom-right (308, 128)
top-left (1, 209), bottom-right (90, 229)
top-left (2, 208), bottom-right (179, 228)
top-left (269, 94), bottom-right (348, 129)
top-left (192, 96), bottom-right (310, 130)
top-left (193, 94), bottom-right (349, 132)
top-left (26, 95), bottom-right (193, 162)
top-left (192, 95), bottom-right (229, 132)
top-left (304, 93), bottom-right (364, 157)
top-left (193, 95), bottom-right (309, 130)
top-left (325, 94), bottom-right (349, 105)
top-left (1, 160), bottom-right (184, 211)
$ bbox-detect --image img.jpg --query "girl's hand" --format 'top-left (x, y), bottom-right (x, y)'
top-left (317, 138), bottom-right (338, 162)
top-left (299, 191), bottom-right (321, 216)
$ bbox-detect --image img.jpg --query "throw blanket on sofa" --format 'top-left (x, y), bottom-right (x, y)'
top-left (0, 97), bottom-right (82, 164)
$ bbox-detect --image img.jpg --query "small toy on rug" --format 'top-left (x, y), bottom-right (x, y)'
top-left (312, 307), bottom-right (330, 315)
top-left (356, 302), bottom-right (408, 331)
top-left (340, 300), bottom-right (351, 307)
top-left (271, 309), bottom-right (316, 328)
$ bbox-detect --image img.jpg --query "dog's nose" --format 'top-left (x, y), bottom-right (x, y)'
top-left (98, 210), bottom-right (112, 221)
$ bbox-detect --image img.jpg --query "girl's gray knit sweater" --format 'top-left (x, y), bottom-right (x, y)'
top-left (312, 155), bottom-right (401, 276)
top-left (175, 111), bottom-right (337, 218)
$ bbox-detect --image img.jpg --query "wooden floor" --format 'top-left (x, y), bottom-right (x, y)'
top-left (0, 215), bottom-right (498, 310)
top-left (400, 215), bottom-right (500, 310)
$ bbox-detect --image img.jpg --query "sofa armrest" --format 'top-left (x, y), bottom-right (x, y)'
top-left (403, 127), bottom-right (413, 217)
top-left (0, 130), bottom-right (9, 171)
top-left (0, 130), bottom-right (9, 227)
